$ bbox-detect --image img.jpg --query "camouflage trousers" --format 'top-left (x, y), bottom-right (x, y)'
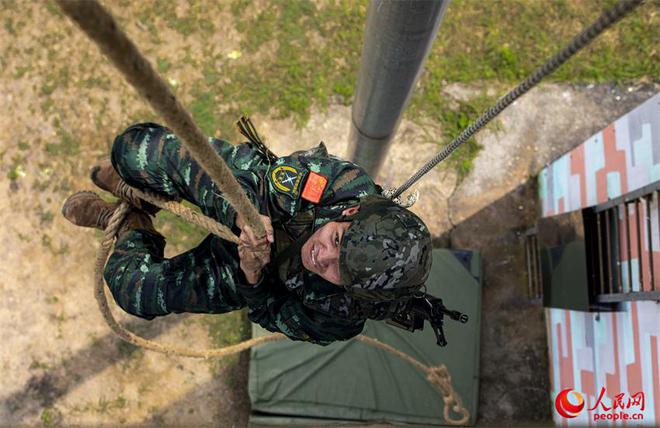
top-left (104, 123), bottom-right (257, 319)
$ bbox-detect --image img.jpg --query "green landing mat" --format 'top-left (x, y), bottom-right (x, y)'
top-left (248, 249), bottom-right (482, 426)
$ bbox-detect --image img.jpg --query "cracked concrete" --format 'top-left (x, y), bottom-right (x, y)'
top-left (449, 83), bottom-right (660, 226)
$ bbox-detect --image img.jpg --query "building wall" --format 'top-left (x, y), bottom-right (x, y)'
top-left (539, 93), bottom-right (660, 217)
top-left (539, 93), bottom-right (660, 426)
top-left (547, 304), bottom-right (660, 426)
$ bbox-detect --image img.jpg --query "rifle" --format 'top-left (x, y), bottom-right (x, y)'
top-left (386, 294), bottom-right (469, 346)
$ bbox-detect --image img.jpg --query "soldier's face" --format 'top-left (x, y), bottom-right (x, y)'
top-left (300, 206), bottom-right (359, 285)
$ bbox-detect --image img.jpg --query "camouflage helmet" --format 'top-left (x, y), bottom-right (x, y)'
top-left (338, 195), bottom-right (432, 301)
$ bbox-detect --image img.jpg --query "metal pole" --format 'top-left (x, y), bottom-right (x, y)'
top-left (348, 0), bottom-right (449, 179)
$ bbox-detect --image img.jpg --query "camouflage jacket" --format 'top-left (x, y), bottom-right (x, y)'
top-left (225, 142), bottom-right (405, 344)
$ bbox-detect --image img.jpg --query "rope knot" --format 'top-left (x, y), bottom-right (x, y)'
top-left (425, 365), bottom-right (470, 426)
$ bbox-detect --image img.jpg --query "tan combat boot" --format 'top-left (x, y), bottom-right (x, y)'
top-left (62, 191), bottom-right (158, 238)
top-left (62, 191), bottom-right (118, 230)
top-left (90, 160), bottom-right (160, 215)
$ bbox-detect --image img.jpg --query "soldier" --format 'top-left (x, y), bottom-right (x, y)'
top-left (62, 122), bottom-right (432, 345)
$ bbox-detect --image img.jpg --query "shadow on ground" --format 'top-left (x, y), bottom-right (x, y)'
top-left (143, 351), bottom-right (250, 427)
top-left (435, 178), bottom-right (551, 424)
top-left (1, 316), bottom-right (186, 422)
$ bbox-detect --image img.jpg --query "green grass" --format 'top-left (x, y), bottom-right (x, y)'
top-left (4, 17), bottom-right (17, 36)
top-left (40, 83), bottom-right (56, 96)
top-left (45, 0), bottom-right (63, 18)
top-left (407, 0), bottom-right (657, 175)
top-left (203, 310), bottom-right (248, 348)
top-left (201, 309), bottom-right (249, 374)
top-left (44, 127), bottom-right (79, 157)
top-left (169, 0), bottom-right (657, 176)
top-left (189, 91), bottom-right (221, 137)
top-left (226, 0), bottom-right (365, 125)
top-left (40, 409), bottom-right (55, 426)
top-left (133, 0), bottom-right (221, 37)
top-left (428, 0), bottom-right (659, 84)
top-left (71, 395), bottom-right (128, 414)
top-left (162, 0), bottom-right (367, 142)
top-left (7, 155), bottom-right (25, 181)
top-left (153, 207), bottom-right (208, 249)
top-left (408, 86), bottom-right (502, 178)
top-left (156, 57), bottom-right (172, 73)
top-left (39, 209), bottom-right (55, 226)
top-left (29, 359), bottom-right (51, 370)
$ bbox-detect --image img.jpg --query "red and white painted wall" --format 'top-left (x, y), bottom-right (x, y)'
top-left (539, 93), bottom-right (660, 426)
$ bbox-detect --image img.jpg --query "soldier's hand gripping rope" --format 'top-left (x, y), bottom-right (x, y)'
top-left (237, 214), bottom-right (275, 285)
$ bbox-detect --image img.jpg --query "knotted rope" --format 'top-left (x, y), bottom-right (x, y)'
top-left (132, 188), bottom-right (239, 244)
top-left (355, 335), bottom-right (469, 424)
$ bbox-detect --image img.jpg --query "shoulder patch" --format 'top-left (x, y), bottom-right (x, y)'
top-left (302, 171), bottom-right (328, 204)
top-left (270, 164), bottom-right (306, 198)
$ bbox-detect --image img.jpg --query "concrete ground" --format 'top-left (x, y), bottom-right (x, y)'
top-left (1, 1), bottom-right (658, 426)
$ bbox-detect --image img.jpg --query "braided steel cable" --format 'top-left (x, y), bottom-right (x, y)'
top-left (392, 0), bottom-right (645, 199)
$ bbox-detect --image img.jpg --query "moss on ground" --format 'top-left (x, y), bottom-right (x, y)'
top-left (153, 205), bottom-right (209, 250)
top-left (200, 309), bottom-right (250, 375)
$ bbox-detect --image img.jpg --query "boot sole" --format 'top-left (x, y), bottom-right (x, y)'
top-left (89, 161), bottom-right (114, 193)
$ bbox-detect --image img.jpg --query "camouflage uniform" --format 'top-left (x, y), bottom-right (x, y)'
top-left (105, 123), bottom-right (398, 345)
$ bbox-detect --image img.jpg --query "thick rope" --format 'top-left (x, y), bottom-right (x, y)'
top-left (131, 188), bottom-right (239, 244)
top-left (355, 335), bottom-right (469, 425)
top-left (55, 0), bottom-right (265, 238)
top-left (392, 0), bottom-right (645, 199)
